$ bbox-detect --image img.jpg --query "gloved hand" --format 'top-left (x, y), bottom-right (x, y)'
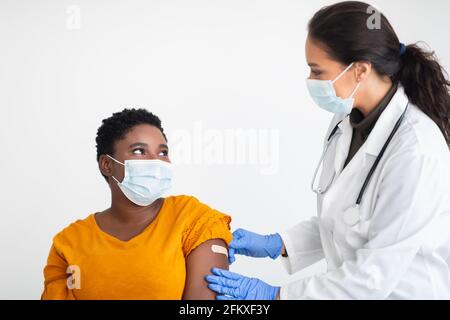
top-left (228, 229), bottom-right (283, 264)
top-left (206, 268), bottom-right (280, 300)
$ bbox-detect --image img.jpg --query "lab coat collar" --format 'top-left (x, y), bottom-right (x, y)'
top-left (361, 85), bottom-right (409, 164)
top-left (332, 85), bottom-right (409, 175)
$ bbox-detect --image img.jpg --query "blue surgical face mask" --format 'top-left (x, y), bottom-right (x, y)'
top-left (107, 155), bottom-right (173, 206)
top-left (305, 62), bottom-right (361, 114)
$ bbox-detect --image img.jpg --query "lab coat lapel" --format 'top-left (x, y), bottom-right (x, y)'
top-left (328, 86), bottom-right (409, 194)
top-left (360, 86), bottom-right (409, 166)
top-left (333, 116), bottom-right (353, 177)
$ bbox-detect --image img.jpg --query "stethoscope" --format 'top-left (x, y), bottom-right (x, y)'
top-left (311, 103), bottom-right (409, 225)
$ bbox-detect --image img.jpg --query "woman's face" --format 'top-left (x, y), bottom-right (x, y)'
top-left (106, 124), bottom-right (170, 182)
top-left (305, 35), bottom-right (360, 99)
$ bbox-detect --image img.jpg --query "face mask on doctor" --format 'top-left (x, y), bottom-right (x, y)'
top-left (306, 62), bottom-right (361, 114)
top-left (107, 155), bottom-right (173, 206)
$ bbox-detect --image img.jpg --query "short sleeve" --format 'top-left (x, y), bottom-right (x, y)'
top-left (181, 198), bottom-right (232, 257)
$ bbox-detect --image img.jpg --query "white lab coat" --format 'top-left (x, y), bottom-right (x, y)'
top-left (279, 86), bottom-right (450, 299)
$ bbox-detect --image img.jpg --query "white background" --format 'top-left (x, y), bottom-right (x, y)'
top-left (0, 0), bottom-right (449, 299)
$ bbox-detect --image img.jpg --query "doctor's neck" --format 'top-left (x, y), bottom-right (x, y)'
top-left (353, 75), bottom-right (394, 118)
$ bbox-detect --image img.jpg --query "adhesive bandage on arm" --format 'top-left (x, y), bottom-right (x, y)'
top-left (211, 245), bottom-right (228, 257)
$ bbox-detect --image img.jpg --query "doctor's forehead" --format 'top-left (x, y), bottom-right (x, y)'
top-left (305, 36), bottom-right (333, 66)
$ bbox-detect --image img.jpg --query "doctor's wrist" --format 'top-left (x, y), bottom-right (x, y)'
top-left (281, 245), bottom-right (288, 257)
top-left (266, 233), bottom-right (284, 259)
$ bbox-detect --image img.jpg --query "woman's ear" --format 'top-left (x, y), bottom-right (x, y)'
top-left (354, 61), bottom-right (372, 82)
top-left (99, 155), bottom-right (113, 178)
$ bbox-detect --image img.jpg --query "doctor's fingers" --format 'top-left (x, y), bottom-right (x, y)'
top-left (216, 295), bottom-right (238, 300)
top-left (231, 229), bottom-right (251, 242)
top-left (211, 268), bottom-right (243, 280)
top-left (229, 235), bottom-right (254, 252)
top-left (208, 284), bottom-right (240, 297)
top-left (228, 248), bottom-right (236, 264)
top-left (229, 237), bottom-right (246, 249)
top-left (205, 275), bottom-right (240, 288)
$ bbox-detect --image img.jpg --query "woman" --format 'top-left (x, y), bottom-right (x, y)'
top-left (42, 108), bottom-right (232, 299)
top-left (207, 1), bottom-right (450, 299)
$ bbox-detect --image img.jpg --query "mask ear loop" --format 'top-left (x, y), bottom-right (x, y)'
top-left (331, 62), bottom-right (354, 84)
top-left (111, 175), bottom-right (121, 184)
top-left (331, 62), bottom-right (361, 99)
top-left (106, 154), bottom-right (124, 184)
top-left (106, 154), bottom-right (125, 166)
top-left (349, 82), bottom-right (361, 98)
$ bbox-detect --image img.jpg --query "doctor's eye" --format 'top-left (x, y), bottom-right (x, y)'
top-left (310, 70), bottom-right (323, 77)
top-left (132, 148), bottom-right (145, 155)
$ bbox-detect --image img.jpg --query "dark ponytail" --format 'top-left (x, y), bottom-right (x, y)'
top-left (397, 44), bottom-right (450, 144)
top-left (308, 1), bottom-right (450, 146)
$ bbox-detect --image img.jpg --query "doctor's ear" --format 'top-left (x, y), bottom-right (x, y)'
top-left (353, 61), bottom-right (372, 82)
top-left (99, 154), bottom-right (114, 178)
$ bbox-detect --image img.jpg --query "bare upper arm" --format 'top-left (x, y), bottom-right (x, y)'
top-left (182, 238), bottom-right (229, 300)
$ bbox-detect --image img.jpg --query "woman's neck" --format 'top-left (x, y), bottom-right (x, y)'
top-left (108, 195), bottom-right (163, 226)
top-left (355, 78), bottom-right (393, 117)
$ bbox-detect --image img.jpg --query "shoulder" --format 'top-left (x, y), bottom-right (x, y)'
top-left (379, 103), bottom-right (450, 198)
top-left (163, 194), bottom-right (203, 211)
top-left (391, 103), bottom-right (449, 164)
top-left (52, 214), bottom-right (95, 251)
top-left (164, 195), bottom-right (231, 225)
top-left (169, 195), bottom-right (232, 256)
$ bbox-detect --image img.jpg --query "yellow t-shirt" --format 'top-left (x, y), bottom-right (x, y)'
top-left (41, 195), bottom-right (232, 300)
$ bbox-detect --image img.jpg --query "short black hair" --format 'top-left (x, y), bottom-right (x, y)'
top-left (96, 108), bottom-right (167, 180)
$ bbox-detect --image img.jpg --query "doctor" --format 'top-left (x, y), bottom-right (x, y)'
top-left (206, 1), bottom-right (450, 299)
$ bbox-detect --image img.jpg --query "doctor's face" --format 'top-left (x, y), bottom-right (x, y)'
top-left (305, 35), bottom-right (359, 99)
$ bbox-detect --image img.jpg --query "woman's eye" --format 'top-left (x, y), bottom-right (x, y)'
top-left (159, 150), bottom-right (169, 157)
top-left (132, 148), bottom-right (145, 155)
top-left (311, 70), bottom-right (322, 77)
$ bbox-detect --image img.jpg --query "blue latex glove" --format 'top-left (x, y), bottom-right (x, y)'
top-left (228, 229), bottom-right (283, 264)
top-left (206, 268), bottom-right (280, 300)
